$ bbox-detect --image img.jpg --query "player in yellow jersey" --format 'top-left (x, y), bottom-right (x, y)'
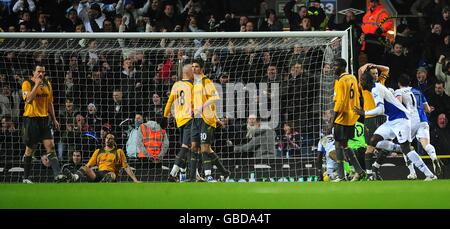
top-left (191, 59), bottom-right (228, 182)
top-left (164, 64), bottom-right (195, 182)
top-left (332, 58), bottom-right (365, 181)
top-left (21, 65), bottom-right (65, 183)
top-left (64, 133), bottom-right (140, 183)
top-left (358, 63), bottom-right (389, 179)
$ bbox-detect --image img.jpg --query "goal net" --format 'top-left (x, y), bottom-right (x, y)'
top-left (0, 31), bottom-right (348, 183)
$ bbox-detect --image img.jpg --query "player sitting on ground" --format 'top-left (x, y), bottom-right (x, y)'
top-left (64, 133), bottom-right (140, 183)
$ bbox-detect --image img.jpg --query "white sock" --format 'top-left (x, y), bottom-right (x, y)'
top-left (170, 165), bottom-right (180, 176)
top-left (407, 150), bottom-right (434, 177)
top-left (376, 140), bottom-right (401, 152)
top-left (327, 167), bottom-right (334, 179)
top-left (372, 162), bottom-right (381, 169)
top-left (366, 169), bottom-right (373, 174)
top-left (402, 154), bottom-right (416, 175)
top-left (424, 144), bottom-right (437, 161)
top-left (408, 164), bottom-right (416, 175)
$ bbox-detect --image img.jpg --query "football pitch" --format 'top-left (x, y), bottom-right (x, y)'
top-left (1, 180), bottom-right (450, 209)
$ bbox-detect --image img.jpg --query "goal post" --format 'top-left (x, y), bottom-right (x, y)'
top-left (0, 31), bottom-right (350, 182)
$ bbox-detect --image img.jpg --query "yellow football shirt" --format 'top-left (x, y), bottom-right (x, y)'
top-left (86, 148), bottom-right (128, 176)
top-left (22, 79), bottom-right (53, 117)
top-left (334, 73), bottom-right (360, 126)
top-left (164, 80), bottom-right (193, 128)
top-left (193, 75), bottom-right (219, 128)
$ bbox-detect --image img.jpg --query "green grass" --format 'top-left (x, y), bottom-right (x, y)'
top-left (1, 180), bottom-right (450, 209)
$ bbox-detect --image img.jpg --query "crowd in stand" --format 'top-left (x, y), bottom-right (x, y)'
top-left (0, 0), bottom-right (449, 171)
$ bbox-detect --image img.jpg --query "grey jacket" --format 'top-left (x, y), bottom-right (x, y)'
top-left (234, 128), bottom-right (276, 158)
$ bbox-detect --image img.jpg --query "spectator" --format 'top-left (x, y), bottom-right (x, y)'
top-left (0, 84), bottom-right (14, 118)
top-left (258, 9), bottom-right (283, 31)
top-left (1, 115), bottom-right (16, 133)
top-left (431, 113), bottom-right (450, 155)
top-left (384, 42), bottom-right (410, 89)
top-left (148, 93), bottom-right (164, 119)
top-left (205, 52), bottom-right (225, 80)
top-left (237, 15), bottom-right (249, 32)
top-left (428, 81), bottom-right (450, 126)
top-left (277, 121), bottom-right (302, 157)
top-left (135, 118), bottom-right (169, 160)
top-left (424, 22), bottom-right (444, 64)
top-left (299, 16), bottom-right (313, 31)
top-left (437, 5), bottom-right (449, 35)
top-left (78, 2), bottom-right (105, 32)
top-left (60, 8), bottom-right (82, 32)
top-left (410, 0), bottom-right (436, 32)
top-left (244, 21), bottom-right (254, 32)
top-left (435, 55), bottom-right (450, 95)
top-left (116, 0), bottom-right (151, 32)
top-left (145, 0), bottom-right (161, 26)
top-left (361, 0), bottom-right (393, 63)
top-left (108, 89), bottom-right (130, 128)
top-left (333, 10), bottom-right (358, 31)
top-left (283, 0), bottom-right (307, 31)
top-left (437, 33), bottom-right (450, 58)
top-left (59, 98), bottom-right (79, 133)
top-left (61, 150), bottom-right (85, 173)
top-left (34, 12), bottom-right (56, 32)
top-left (85, 103), bottom-right (103, 133)
top-left (233, 114), bottom-right (276, 158)
top-left (288, 44), bottom-right (311, 70)
top-left (307, 0), bottom-right (327, 30)
top-left (126, 113), bottom-right (144, 158)
top-left (414, 66), bottom-right (435, 97)
top-left (156, 3), bottom-right (179, 31)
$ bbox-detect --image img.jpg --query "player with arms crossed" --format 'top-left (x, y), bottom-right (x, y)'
top-left (332, 58), bottom-right (365, 181)
top-left (21, 65), bottom-right (65, 183)
top-left (354, 72), bottom-right (437, 181)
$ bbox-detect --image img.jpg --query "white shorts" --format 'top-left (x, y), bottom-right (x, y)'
top-left (374, 118), bottom-right (411, 144)
top-left (411, 121), bottom-right (430, 140)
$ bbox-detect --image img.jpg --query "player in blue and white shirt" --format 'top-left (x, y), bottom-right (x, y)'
top-left (394, 74), bottom-right (442, 178)
top-left (355, 71), bottom-right (437, 181)
top-left (317, 134), bottom-right (337, 180)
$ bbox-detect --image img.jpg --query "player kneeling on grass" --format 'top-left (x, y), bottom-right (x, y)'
top-left (64, 133), bottom-right (141, 183)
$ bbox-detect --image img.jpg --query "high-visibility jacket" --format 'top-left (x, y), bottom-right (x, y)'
top-left (137, 121), bottom-right (169, 158)
top-left (361, 4), bottom-right (392, 36)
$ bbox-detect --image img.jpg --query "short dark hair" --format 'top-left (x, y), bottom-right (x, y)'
top-left (333, 58), bottom-right (347, 69)
top-left (192, 58), bottom-right (205, 68)
top-left (436, 80), bottom-right (445, 87)
top-left (398, 73), bottom-right (411, 87)
top-left (361, 71), bottom-right (375, 90)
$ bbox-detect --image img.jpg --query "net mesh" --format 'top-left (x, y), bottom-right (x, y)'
top-left (0, 33), bottom-right (343, 182)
